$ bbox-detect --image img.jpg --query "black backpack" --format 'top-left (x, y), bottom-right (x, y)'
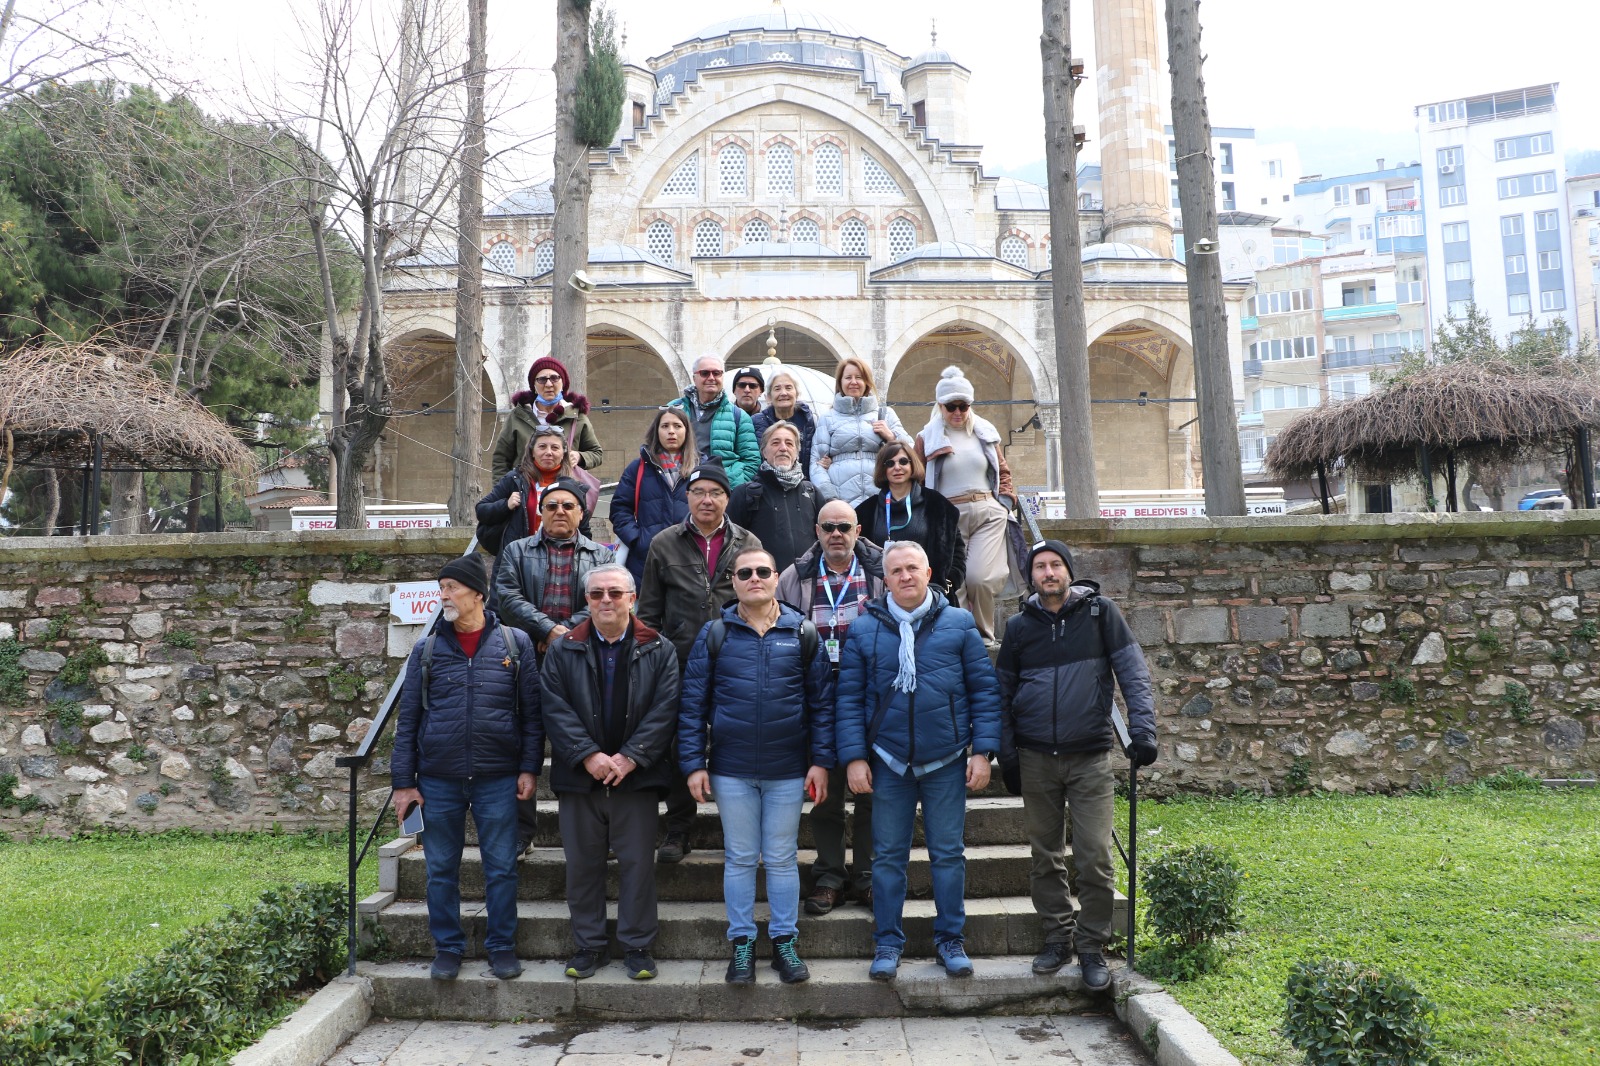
top-left (703, 617), bottom-right (820, 673)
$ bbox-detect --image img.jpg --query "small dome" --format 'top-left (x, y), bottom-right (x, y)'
top-left (907, 47), bottom-right (957, 67)
top-left (1081, 242), bottom-right (1163, 262)
top-left (588, 242), bottom-right (660, 264)
top-left (487, 181), bottom-right (553, 216)
top-left (893, 240), bottom-right (990, 263)
top-left (994, 176), bottom-right (1049, 211)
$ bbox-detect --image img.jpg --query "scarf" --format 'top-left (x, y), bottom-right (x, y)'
top-left (656, 450), bottom-right (682, 488)
top-left (764, 460), bottom-right (804, 490)
top-left (884, 588), bottom-right (934, 694)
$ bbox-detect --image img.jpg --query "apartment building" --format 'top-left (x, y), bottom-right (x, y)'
top-left (1570, 173), bottom-right (1600, 342)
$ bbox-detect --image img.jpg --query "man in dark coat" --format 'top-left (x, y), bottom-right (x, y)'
top-left (728, 420), bottom-right (823, 575)
top-left (391, 555), bottom-right (541, 983)
top-left (540, 564), bottom-right (680, 982)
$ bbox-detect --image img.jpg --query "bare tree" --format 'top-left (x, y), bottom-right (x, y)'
top-left (0, 0), bottom-right (137, 102)
top-left (448, 0), bottom-right (487, 526)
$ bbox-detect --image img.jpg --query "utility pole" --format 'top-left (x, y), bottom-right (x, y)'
top-left (449, 0), bottom-right (488, 526)
top-left (1040, 0), bottom-right (1099, 518)
top-left (1166, 0), bottom-right (1245, 516)
top-left (551, 0), bottom-right (591, 394)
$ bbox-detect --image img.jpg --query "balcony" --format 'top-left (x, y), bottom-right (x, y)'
top-left (1238, 411), bottom-right (1264, 428)
top-left (1324, 301), bottom-right (1399, 323)
top-left (1322, 346), bottom-right (1405, 370)
top-left (1244, 359), bottom-right (1263, 378)
top-left (1240, 315), bottom-right (1258, 330)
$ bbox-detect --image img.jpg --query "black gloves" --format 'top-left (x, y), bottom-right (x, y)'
top-left (1128, 737), bottom-right (1158, 768)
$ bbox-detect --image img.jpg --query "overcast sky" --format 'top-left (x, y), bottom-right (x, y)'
top-left (154, 0), bottom-right (1600, 187)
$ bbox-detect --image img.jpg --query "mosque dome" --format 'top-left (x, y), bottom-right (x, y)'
top-left (1081, 242), bottom-right (1163, 262)
top-left (894, 241), bottom-right (991, 263)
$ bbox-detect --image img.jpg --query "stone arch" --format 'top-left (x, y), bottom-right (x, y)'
top-left (712, 309), bottom-right (858, 376)
top-left (381, 326), bottom-right (499, 506)
top-left (884, 305), bottom-right (1049, 400)
top-left (1085, 311), bottom-right (1200, 491)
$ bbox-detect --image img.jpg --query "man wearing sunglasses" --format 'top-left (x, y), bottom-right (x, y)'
top-left (665, 355), bottom-right (760, 487)
top-left (775, 501), bottom-right (885, 915)
top-left (730, 365), bottom-right (765, 417)
top-left (540, 564), bottom-right (680, 982)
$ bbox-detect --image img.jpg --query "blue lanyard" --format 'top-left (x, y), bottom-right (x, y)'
top-left (819, 554), bottom-right (859, 626)
top-left (884, 491), bottom-right (912, 535)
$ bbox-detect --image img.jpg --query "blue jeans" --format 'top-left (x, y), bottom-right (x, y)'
top-left (711, 774), bottom-right (805, 941)
top-left (418, 774), bottom-right (520, 956)
top-left (869, 755), bottom-right (968, 950)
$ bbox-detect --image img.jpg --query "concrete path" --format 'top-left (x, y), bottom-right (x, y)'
top-left (327, 1014), bottom-right (1152, 1065)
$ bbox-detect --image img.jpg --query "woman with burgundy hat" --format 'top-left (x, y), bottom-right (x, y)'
top-left (491, 355), bottom-right (603, 481)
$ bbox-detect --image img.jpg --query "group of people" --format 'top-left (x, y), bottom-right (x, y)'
top-left (392, 352), bottom-right (1159, 993)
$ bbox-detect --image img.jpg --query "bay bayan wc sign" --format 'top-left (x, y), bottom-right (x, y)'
top-left (390, 581), bottom-right (443, 623)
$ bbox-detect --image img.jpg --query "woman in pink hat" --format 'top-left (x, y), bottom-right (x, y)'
top-left (491, 355), bottom-right (603, 481)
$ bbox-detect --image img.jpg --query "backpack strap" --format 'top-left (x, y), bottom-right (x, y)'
top-left (419, 633), bottom-right (438, 714)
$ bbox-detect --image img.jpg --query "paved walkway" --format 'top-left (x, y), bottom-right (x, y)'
top-left (328, 1014), bottom-right (1153, 1065)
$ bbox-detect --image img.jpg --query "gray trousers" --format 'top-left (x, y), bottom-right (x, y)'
top-left (558, 789), bottom-right (659, 952)
top-left (809, 764), bottom-right (873, 894)
top-left (1020, 748), bottom-right (1116, 952)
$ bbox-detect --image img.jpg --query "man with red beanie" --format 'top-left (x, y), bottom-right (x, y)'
top-left (492, 356), bottom-right (604, 481)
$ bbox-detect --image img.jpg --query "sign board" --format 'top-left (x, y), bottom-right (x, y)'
top-left (1030, 494), bottom-right (1289, 520)
top-left (290, 506), bottom-right (450, 532)
top-left (390, 581), bottom-right (442, 624)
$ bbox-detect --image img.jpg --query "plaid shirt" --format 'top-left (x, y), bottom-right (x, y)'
top-left (542, 541), bottom-right (577, 626)
top-left (810, 562), bottom-right (869, 642)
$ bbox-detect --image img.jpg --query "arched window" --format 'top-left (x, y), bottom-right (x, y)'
top-left (766, 143), bottom-right (795, 198)
top-left (662, 152), bottom-right (699, 197)
top-left (814, 142), bottom-right (843, 196)
top-left (887, 218), bottom-right (916, 260)
top-left (694, 219), bottom-right (725, 257)
top-left (645, 221), bottom-right (675, 264)
top-left (999, 235), bottom-right (1029, 268)
top-left (532, 241), bottom-right (555, 275)
top-left (718, 146), bottom-right (747, 197)
top-left (862, 153), bottom-right (903, 196)
top-left (839, 218), bottom-right (867, 257)
top-left (792, 218), bottom-right (820, 244)
top-left (742, 219), bottom-right (770, 244)
top-left (1043, 241), bottom-right (1052, 268)
top-left (487, 240), bottom-right (516, 274)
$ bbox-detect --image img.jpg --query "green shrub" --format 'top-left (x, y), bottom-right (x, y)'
top-left (1380, 676), bottom-right (1417, 704)
top-left (1285, 756), bottom-right (1312, 793)
top-left (50, 700), bottom-right (83, 730)
top-left (326, 666), bottom-right (361, 702)
top-left (1284, 958), bottom-right (1440, 1066)
top-left (0, 639), bottom-right (26, 704)
top-left (1575, 620), bottom-right (1598, 641)
top-left (163, 630), bottom-right (197, 649)
top-left (1474, 628), bottom-right (1502, 654)
top-left (1141, 844), bottom-right (1243, 980)
top-left (1480, 768), bottom-right (1544, 791)
top-left (1502, 681), bottom-right (1533, 725)
top-left (57, 645), bottom-right (109, 689)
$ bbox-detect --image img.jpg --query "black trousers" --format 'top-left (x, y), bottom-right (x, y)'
top-left (558, 788), bottom-right (660, 951)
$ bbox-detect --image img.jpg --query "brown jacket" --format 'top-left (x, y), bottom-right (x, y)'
top-left (636, 518), bottom-right (763, 667)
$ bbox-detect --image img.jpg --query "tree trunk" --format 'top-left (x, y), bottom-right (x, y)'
top-left (551, 0), bottom-right (591, 394)
top-left (449, 0), bottom-right (488, 526)
top-left (1166, 0), bottom-right (1245, 517)
top-left (1040, 0), bottom-right (1098, 518)
top-left (43, 466), bottom-right (60, 535)
top-left (186, 469), bottom-right (204, 532)
top-left (108, 470), bottom-right (143, 534)
top-left (334, 235), bottom-right (393, 529)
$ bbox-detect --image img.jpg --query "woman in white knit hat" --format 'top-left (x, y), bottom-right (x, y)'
top-left (913, 366), bottom-right (1014, 646)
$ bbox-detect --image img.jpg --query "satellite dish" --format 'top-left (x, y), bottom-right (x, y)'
top-left (1243, 240), bottom-right (1256, 253)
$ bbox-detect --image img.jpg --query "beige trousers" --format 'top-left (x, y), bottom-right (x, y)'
top-left (954, 494), bottom-right (1010, 642)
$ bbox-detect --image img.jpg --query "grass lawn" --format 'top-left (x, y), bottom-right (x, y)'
top-left (0, 829), bottom-right (376, 1013)
top-left (1127, 786), bottom-right (1600, 1066)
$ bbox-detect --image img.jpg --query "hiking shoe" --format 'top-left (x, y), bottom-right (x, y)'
top-left (487, 949), bottom-right (522, 980)
top-left (725, 936), bottom-right (756, 984)
top-left (937, 939), bottom-right (974, 978)
top-left (514, 834), bottom-right (534, 857)
top-left (1032, 941), bottom-right (1074, 974)
top-left (564, 948), bottom-right (609, 979)
top-left (1078, 949), bottom-right (1111, 992)
top-left (770, 934), bottom-right (811, 984)
top-left (657, 832), bottom-right (690, 864)
top-left (805, 885), bottom-right (844, 915)
top-left (624, 950), bottom-right (658, 980)
top-left (429, 951), bottom-right (462, 981)
top-left (868, 945), bottom-right (901, 981)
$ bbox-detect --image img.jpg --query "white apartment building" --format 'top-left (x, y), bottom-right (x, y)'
top-left (1570, 173), bottom-right (1600, 342)
top-left (1415, 84), bottom-right (1576, 340)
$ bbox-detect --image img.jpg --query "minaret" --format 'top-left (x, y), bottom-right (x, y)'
top-left (1092, 0), bottom-right (1174, 257)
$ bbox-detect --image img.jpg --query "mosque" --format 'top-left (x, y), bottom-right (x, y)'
top-left (373, 0), bottom-right (1247, 506)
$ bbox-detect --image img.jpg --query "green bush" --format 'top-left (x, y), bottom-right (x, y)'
top-left (0, 639), bottom-right (26, 704)
top-left (0, 881), bottom-right (345, 1065)
top-left (57, 645), bottom-right (109, 689)
top-left (1284, 958), bottom-right (1440, 1066)
top-left (1502, 681), bottom-right (1533, 725)
top-left (1140, 843), bottom-right (1243, 980)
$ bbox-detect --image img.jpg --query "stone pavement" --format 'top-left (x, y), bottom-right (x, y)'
top-left (327, 1014), bottom-right (1153, 1065)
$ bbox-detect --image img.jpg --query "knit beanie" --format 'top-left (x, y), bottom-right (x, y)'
top-left (527, 356), bottom-right (569, 393)
top-left (1026, 539), bottom-right (1076, 582)
top-left (731, 365), bottom-right (765, 391)
top-left (520, 355), bottom-right (591, 414)
top-left (934, 365), bottom-right (975, 405)
top-left (437, 554), bottom-right (491, 599)
top-left (539, 476), bottom-right (590, 518)
top-left (684, 461), bottom-right (732, 495)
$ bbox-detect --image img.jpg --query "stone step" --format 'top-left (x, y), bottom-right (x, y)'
top-left (373, 895), bottom-right (1128, 961)
top-left (360, 955), bottom-right (1122, 1023)
top-left (396, 843), bottom-right (1047, 903)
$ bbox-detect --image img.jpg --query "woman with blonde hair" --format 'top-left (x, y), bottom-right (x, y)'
top-left (809, 357), bottom-right (912, 506)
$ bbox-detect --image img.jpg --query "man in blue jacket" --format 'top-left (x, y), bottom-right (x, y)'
top-left (391, 555), bottom-right (542, 983)
top-left (835, 540), bottom-right (1002, 981)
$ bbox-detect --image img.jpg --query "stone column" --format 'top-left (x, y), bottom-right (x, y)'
top-left (1037, 405), bottom-right (1063, 490)
top-left (1092, 0), bottom-right (1175, 257)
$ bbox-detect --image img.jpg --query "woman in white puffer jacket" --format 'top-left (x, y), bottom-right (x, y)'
top-left (809, 357), bottom-right (913, 505)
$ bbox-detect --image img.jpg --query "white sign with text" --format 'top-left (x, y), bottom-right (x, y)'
top-left (390, 581), bottom-right (443, 624)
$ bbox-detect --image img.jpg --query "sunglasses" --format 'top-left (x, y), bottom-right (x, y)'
top-left (735, 566), bottom-right (775, 581)
top-left (819, 521), bottom-right (854, 534)
top-left (887, 457), bottom-right (913, 467)
top-left (541, 500), bottom-right (578, 512)
top-left (735, 380), bottom-right (762, 388)
top-left (586, 588), bottom-right (630, 601)
top-left (942, 402), bottom-right (971, 412)
top-left (696, 369), bottom-right (724, 378)
top-left (533, 374), bottom-right (563, 384)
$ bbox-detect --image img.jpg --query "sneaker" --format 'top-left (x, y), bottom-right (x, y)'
top-left (868, 945), bottom-right (901, 981)
top-left (937, 939), bottom-right (974, 978)
top-left (1032, 941), bottom-right (1074, 975)
top-left (487, 949), bottom-right (523, 980)
top-left (725, 936), bottom-right (756, 984)
top-left (770, 934), bottom-right (811, 984)
top-left (804, 885), bottom-right (845, 916)
top-left (1078, 949), bottom-right (1111, 992)
top-left (564, 948), bottom-right (609, 979)
top-left (429, 951), bottom-right (462, 981)
top-left (624, 949), bottom-right (658, 980)
top-left (657, 831), bottom-right (690, 864)
top-left (514, 834), bottom-right (534, 857)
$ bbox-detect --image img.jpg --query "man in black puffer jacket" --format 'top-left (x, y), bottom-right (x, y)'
top-left (391, 555), bottom-right (542, 984)
top-left (997, 539), bottom-right (1157, 993)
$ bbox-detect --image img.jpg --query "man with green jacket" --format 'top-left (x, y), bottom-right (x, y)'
top-left (667, 355), bottom-right (760, 487)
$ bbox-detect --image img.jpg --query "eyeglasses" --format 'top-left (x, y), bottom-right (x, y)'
top-left (687, 487), bottom-right (726, 500)
top-left (942, 402), bottom-right (971, 412)
top-left (735, 566), bottom-right (775, 581)
top-left (886, 457), bottom-right (913, 468)
top-left (533, 374), bottom-right (563, 385)
top-left (586, 588), bottom-right (631, 601)
top-left (695, 369), bottom-right (724, 378)
top-left (541, 500), bottom-right (578, 512)
top-left (819, 522), bottom-right (854, 534)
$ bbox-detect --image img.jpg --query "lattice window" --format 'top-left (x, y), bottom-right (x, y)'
top-left (862, 153), bottom-right (903, 196)
top-left (662, 152), bottom-right (699, 197)
top-left (705, 57), bottom-right (729, 68)
top-left (814, 143), bottom-right (843, 196)
top-left (999, 236), bottom-right (1029, 267)
top-left (718, 146), bottom-right (747, 197)
top-left (645, 221), bottom-right (675, 264)
top-left (532, 241), bottom-right (555, 275)
top-left (487, 240), bottom-right (516, 274)
top-left (654, 73), bottom-right (675, 104)
top-left (766, 143), bottom-right (795, 198)
top-left (1043, 241), bottom-right (1052, 268)
top-left (839, 218), bottom-right (867, 256)
top-left (694, 219), bottom-right (725, 257)
top-left (830, 56), bottom-right (855, 67)
top-left (742, 219), bottom-right (770, 244)
top-left (792, 218), bottom-right (820, 244)
top-left (887, 218), bottom-right (916, 260)
top-left (767, 51), bottom-right (794, 61)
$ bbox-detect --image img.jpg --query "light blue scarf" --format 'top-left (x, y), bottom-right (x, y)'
top-left (884, 588), bottom-right (934, 693)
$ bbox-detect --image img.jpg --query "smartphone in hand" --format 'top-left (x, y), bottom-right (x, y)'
top-left (401, 804), bottom-right (424, 836)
